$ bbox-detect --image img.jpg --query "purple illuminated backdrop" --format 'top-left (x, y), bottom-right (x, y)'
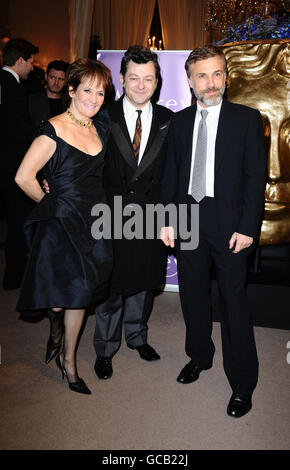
top-left (98, 51), bottom-right (192, 291)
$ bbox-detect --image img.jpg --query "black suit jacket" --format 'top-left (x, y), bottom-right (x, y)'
top-left (101, 96), bottom-right (173, 296)
top-left (162, 99), bottom-right (266, 242)
top-left (0, 68), bottom-right (35, 288)
top-left (28, 89), bottom-right (67, 132)
top-left (0, 69), bottom-right (32, 179)
top-left (104, 96), bottom-right (172, 206)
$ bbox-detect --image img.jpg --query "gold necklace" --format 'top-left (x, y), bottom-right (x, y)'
top-left (66, 108), bottom-right (93, 128)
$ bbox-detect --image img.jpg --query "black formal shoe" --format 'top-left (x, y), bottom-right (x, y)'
top-left (176, 361), bottom-right (211, 384)
top-left (128, 343), bottom-right (160, 361)
top-left (94, 356), bottom-right (113, 379)
top-left (55, 355), bottom-right (91, 395)
top-left (227, 393), bottom-right (252, 418)
top-left (45, 337), bottom-right (63, 364)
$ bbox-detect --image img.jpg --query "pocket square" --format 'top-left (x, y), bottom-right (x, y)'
top-left (160, 125), bottom-right (168, 130)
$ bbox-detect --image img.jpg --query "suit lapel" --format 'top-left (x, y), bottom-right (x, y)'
top-left (111, 122), bottom-right (137, 170)
top-left (183, 100), bottom-right (231, 178)
top-left (133, 104), bottom-right (170, 179)
top-left (184, 104), bottom-right (197, 190)
top-left (215, 99), bottom-right (231, 173)
top-left (111, 98), bottom-right (171, 177)
top-left (143, 104), bottom-right (159, 155)
top-left (110, 97), bottom-right (137, 170)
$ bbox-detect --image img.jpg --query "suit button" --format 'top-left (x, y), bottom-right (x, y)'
top-left (135, 177), bottom-right (139, 182)
top-left (130, 190), bottom-right (135, 194)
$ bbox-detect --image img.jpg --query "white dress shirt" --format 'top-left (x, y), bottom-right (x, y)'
top-left (188, 100), bottom-right (222, 197)
top-left (123, 96), bottom-right (153, 165)
top-left (2, 66), bottom-right (20, 83)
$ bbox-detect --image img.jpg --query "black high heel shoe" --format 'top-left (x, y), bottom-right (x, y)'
top-left (55, 355), bottom-right (91, 395)
top-left (45, 337), bottom-right (63, 364)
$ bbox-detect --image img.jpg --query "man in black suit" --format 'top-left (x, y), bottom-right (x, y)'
top-left (29, 60), bottom-right (68, 132)
top-left (0, 38), bottom-right (39, 289)
top-left (93, 46), bottom-right (172, 379)
top-left (161, 46), bottom-right (266, 417)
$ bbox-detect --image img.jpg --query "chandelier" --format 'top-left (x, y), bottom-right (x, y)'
top-left (205, 0), bottom-right (289, 33)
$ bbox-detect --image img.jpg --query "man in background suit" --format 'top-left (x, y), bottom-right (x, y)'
top-left (0, 38), bottom-right (39, 289)
top-left (0, 37), bottom-right (10, 219)
top-left (29, 60), bottom-right (68, 132)
top-left (93, 46), bottom-right (172, 379)
top-left (161, 46), bottom-right (266, 417)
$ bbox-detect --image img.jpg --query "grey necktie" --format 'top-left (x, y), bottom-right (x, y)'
top-left (190, 109), bottom-right (209, 203)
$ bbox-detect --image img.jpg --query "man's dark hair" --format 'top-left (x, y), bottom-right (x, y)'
top-left (47, 60), bottom-right (69, 75)
top-left (3, 38), bottom-right (39, 66)
top-left (120, 45), bottom-right (160, 80)
top-left (185, 45), bottom-right (227, 77)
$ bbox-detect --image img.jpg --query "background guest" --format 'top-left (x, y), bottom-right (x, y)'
top-left (29, 60), bottom-right (69, 131)
top-left (21, 62), bottom-right (45, 94)
top-left (0, 37), bottom-right (39, 290)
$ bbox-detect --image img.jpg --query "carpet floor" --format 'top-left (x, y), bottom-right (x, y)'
top-left (0, 260), bottom-right (289, 450)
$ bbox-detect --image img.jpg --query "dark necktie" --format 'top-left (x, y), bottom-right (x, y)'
top-left (132, 110), bottom-right (142, 163)
top-left (190, 109), bottom-right (209, 202)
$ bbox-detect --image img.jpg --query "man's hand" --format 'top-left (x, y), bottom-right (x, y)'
top-left (229, 232), bottom-right (253, 253)
top-left (160, 226), bottom-right (175, 248)
top-left (42, 179), bottom-right (50, 193)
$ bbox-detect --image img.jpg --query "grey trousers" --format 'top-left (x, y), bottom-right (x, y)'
top-left (94, 290), bottom-right (154, 358)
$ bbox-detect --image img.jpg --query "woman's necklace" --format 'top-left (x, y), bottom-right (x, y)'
top-left (66, 108), bottom-right (93, 128)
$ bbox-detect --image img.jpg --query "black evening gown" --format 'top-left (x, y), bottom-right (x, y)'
top-left (17, 109), bottom-right (113, 313)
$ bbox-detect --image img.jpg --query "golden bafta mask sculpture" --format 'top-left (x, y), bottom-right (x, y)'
top-left (222, 39), bottom-right (290, 245)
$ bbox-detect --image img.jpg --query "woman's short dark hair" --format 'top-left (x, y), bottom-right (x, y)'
top-left (66, 59), bottom-right (112, 102)
top-left (185, 45), bottom-right (227, 77)
top-left (120, 45), bottom-right (160, 81)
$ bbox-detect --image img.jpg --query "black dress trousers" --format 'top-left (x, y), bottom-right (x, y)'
top-left (176, 196), bottom-right (258, 395)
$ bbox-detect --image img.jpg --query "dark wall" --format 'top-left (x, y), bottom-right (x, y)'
top-left (2, 0), bottom-right (70, 67)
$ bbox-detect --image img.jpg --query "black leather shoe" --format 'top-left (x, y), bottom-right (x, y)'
top-left (227, 393), bottom-right (252, 418)
top-left (94, 357), bottom-right (113, 379)
top-left (128, 343), bottom-right (160, 361)
top-left (176, 361), bottom-right (211, 384)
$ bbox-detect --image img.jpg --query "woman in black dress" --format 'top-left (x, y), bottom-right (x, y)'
top-left (15, 59), bottom-right (113, 394)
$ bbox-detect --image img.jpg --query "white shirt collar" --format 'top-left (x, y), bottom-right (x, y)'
top-left (2, 66), bottom-right (20, 83)
top-left (123, 96), bottom-right (152, 120)
top-left (196, 99), bottom-right (222, 117)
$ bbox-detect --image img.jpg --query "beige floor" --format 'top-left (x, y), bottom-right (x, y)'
top-left (0, 246), bottom-right (289, 450)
